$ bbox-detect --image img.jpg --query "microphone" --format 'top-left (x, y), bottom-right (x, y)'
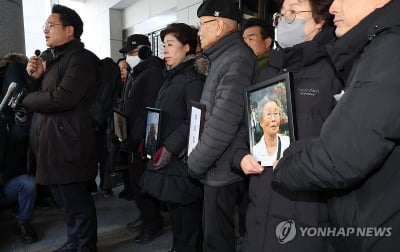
top-left (0, 82), bottom-right (17, 112)
top-left (30, 50), bottom-right (41, 75)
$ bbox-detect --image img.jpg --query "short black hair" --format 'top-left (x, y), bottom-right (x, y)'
top-left (243, 18), bottom-right (274, 40)
top-left (52, 4), bottom-right (83, 39)
top-left (160, 23), bottom-right (198, 55)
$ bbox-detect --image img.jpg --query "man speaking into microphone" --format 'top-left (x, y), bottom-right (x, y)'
top-left (23, 4), bottom-right (98, 252)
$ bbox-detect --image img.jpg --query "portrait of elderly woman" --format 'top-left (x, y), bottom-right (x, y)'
top-left (252, 100), bottom-right (290, 166)
top-left (246, 73), bottom-right (295, 166)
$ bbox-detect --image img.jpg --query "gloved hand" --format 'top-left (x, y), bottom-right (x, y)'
top-left (9, 88), bottom-right (29, 109)
top-left (152, 146), bottom-right (172, 170)
top-left (138, 140), bottom-right (146, 160)
top-left (14, 106), bottom-right (29, 124)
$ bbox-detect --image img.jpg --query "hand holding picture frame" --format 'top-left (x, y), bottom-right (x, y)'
top-left (187, 101), bottom-right (206, 156)
top-left (245, 73), bottom-right (296, 167)
top-left (145, 107), bottom-right (162, 159)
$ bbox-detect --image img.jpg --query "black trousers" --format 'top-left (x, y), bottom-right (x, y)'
top-left (168, 200), bottom-right (203, 252)
top-left (203, 181), bottom-right (246, 252)
top-left (50, 182), bottom-right (97, 251)
top-left (128, 153), bottom-right (162, 228)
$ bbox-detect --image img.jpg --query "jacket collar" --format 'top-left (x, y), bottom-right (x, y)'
top-left (204, 31), bottom-right (242, 62)
top-left (131, 55), bottom-right (164, 75)
top-left (51, 39), bottom-right (83, 59)
top-left (164, 55), bottom-right (196, 79)
top-left (268, 26), bottom-right (336, 72)
top-left (326, 0), bottom-right (400, 83)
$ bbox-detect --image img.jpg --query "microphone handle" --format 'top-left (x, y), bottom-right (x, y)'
top-left (0, 82), bottom-right (17, 112)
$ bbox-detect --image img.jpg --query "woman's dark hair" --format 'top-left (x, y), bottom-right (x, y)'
top-left (309, 0), bottom-right (334, 27)
top-left (116, 57), bottom-right (126, 65)
top-left (160, 23), bottom-right (198, 55)
top-left (52, 4), bottom-right (83, 39)
top-left (117, 57), bottom-right (131, 72)
top-left (277, 0), bottom-right (334, 27)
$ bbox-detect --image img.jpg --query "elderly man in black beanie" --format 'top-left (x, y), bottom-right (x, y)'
top-left (187, 0), bottom-right (257, 251)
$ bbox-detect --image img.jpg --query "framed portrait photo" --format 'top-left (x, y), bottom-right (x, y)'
top-left (245, 73), bottom-right (296, 167)
top-left (145, 107), bottom-right (162, 159)
top-left (113, 110), bottom-right (128, 142)
top-left (187, 101), bottom-right (206, 156)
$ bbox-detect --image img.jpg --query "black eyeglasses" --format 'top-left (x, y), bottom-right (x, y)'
top-left (272, 10), bottom-right (312, 27)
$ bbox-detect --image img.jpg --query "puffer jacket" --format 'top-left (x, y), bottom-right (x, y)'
top-left (22, 39), bottom-right (98, 185)
top-left (232, 26), bottom-right (341, 252)
top-left (187, 32), bottom-right (257, 187)
top-left (273, 1), bottom-right (400, 251)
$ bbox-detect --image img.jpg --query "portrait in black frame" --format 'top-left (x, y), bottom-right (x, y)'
top-left (187, 101), bottom-right (206, 156)
top-left (245, 73), bottom-right (296, 166)
top-left (144, 107), bottom-right (162, 159)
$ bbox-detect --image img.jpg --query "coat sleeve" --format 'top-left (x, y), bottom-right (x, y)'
top-left (272, 73), bottom-right (400, 191)
top-left (230, 121), bottom-right (250, 172)
top-left (164, 77), bottom-right (204, 155)
top-left (129, 67), bottom-right (164, 148)
top-left (22, 51), bottom-right (97, 113)
top-left (188, 54), bottom-right (257, 176)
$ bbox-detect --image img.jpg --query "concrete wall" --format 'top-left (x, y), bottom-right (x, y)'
top-left (1, 0), bottom-right (26, 57)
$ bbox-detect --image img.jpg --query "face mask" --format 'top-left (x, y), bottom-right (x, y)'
top-left (126, 55), bottom-right (141, 68)
top-left (276, 19), bottom-right (307, 48)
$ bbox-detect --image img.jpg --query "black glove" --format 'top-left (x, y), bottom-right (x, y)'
top-left (9, 88), bottom-right (29, 109)
top-left (14, 106), bottom-right (29, 124)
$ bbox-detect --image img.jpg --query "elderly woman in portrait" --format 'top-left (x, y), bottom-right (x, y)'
top-left (252, 100), bottom-right (290, 166)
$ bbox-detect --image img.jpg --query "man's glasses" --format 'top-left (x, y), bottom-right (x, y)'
top-left (198, 19), bottom-right (217, 27)
top-left (272, 10), bottom-right (312, 27)
top-left (43, 22), bottom-right (63, 31)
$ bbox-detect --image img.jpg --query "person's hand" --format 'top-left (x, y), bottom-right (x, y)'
top-left (240, 154), bottom-right (264, 175)
top-left (14, 106), bottom-right (29, 123)
top-left (9, 88), bottom-right (29, 110)
top-left (26, 55), bottom-right (44, 79)
top-left (153, 146), bottom-right (172, 170)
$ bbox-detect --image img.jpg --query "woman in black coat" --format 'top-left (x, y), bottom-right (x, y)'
top-left (231, 0), bottom-right (344, 251)
top-left (140, 23), bottom-right (205, 252)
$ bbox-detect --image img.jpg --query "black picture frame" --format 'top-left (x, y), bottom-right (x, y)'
top-left (245, 73), bottom-right (296, 166)
top-left (187, 101), bottom-right (206, 156)
top-left (113, 110), bottom-right (128, 142)
top-left (144, 107), bottom-right (162, 159)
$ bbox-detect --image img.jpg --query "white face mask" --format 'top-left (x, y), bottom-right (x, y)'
top-left (126, 55), bottom-right (141, 68)
top-left (276, 19), bottom-right (307, 48)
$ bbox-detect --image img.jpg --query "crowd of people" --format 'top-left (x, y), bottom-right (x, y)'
top-left (1, 0), bottom-right (400, 251)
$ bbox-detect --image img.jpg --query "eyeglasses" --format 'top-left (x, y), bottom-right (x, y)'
top-left (198, 19), bottom-right (217, 27)
top-left (272, 10), bottom-right (312, 27)
top-left (264, 112), bottom-right (280, 119)
top-left (43, 22), bottom-right (63, 31)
